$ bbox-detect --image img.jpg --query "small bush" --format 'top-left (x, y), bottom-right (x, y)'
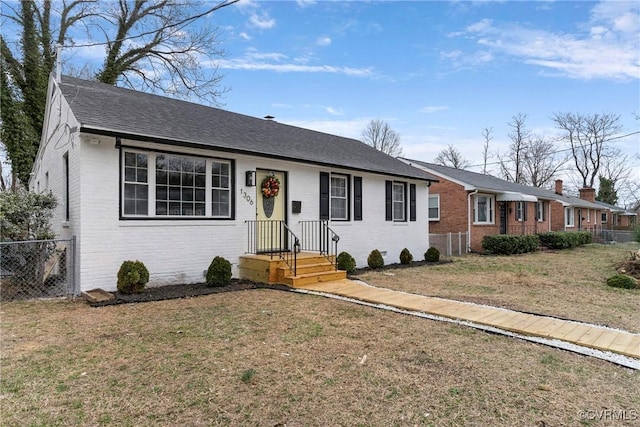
top-left (424, 247), bottom-right (440, 262)
top-left (606, 274), bottom-right (638, 289)
top-left (482, 235), bottom-right (540, 255)
top-left (117, 260), bottom-right (150, 294)
top-left (206, 256), bottom-right (232, 287)
top-left (336, 251), bottom-right (357, 274)
top-left (399, 248), bottom-right (413, 265)
top-left (367, 249), bottom-right (384, 269)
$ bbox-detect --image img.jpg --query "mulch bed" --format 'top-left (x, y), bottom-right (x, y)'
top-left (88, 260), bottom-right (451, 307)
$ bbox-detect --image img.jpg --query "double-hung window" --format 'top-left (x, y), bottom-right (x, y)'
top-left (515, 201), bottom-right (525, 222)
top-left (123, 152), bottom-right (149, 215)
top-left (601, 212), bottom-right (607, 223)
top-left (122, 149), bottom-right (232, 219)
top-left (330, 175), bottom-right (348, 220)
top-left (565, 207), bottom-right (575, 227)
top-left (393, 182), bottom-right (405, 221)
top-left (428, 195), bottom-right (440, 221)
top-left (536, 201), bottom-right (545, 222)
top-left (474, 194), bottom-right (494, 224)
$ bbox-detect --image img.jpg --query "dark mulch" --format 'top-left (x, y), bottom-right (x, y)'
top-left (88, 280), bottom-right (290, 307)
top-left (88, 259), bottom-right (451, 307)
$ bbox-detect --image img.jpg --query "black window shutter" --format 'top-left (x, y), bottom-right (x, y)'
top-left (354, 177), bottom-right (362, 221)
top-left (515, 202), bottom-right (519, 221)
top-left (524, 202), bottom-right (528, 221)
top-left (385, 180), bottom-right (392, 221)
top-left (409, 184), bottom-right (416, 221)
top-left (320, 172), bottom-right (329, 220)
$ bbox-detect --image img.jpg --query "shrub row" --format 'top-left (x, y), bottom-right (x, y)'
top-left (116, 256), bottom-right (232, 294)
top-left (481, 234), bottom-right (540, 255)
top-left (538, 231), bottom-right (592, 249)
top-left (337, 246), bottom-right (441, 272)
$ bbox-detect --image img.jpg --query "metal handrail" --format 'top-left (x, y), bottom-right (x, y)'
top-left (298, 220), bottom-right (340, 270)
top-left (245, 220), bottom-right (300, 276)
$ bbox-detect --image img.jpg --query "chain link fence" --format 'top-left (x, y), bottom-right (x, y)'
top-left (0, 237), bottom-right (77, 301)
top-left (429, 232), bottom-right (468, 257)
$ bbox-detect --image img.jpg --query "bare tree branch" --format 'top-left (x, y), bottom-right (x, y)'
top-left (360, 119), bottom-right (403, 157)
top-left (434, 144), bottom-right (470, 169)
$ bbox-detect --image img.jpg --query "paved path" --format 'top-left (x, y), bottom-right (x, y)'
top-left (295, 279), bottom-right (640, 361)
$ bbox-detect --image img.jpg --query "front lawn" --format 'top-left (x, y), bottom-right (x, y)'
top-left (358, 242), bottom-right (640, 332)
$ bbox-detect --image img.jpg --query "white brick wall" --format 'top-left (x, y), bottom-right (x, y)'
top-left (31, 78), bottom-right (430, 292)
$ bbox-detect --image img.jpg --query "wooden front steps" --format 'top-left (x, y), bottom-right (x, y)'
top-left (238, 252), bottom-right (346, 287)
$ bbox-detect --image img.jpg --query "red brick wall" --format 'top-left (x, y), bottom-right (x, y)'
top-left (428, 178), bottom-right (468, 234)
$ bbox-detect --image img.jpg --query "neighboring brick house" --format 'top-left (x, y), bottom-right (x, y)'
top-left (593, 200), bottom-right (638, 229)
top-left (399, 160), bottom-right (603, 252)
top-left (29, 74), bottom-right (438, 292)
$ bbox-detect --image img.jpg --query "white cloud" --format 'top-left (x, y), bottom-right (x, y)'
top-left (420, 106), bottom-right (449, 114)
top-left (325, 106), bottom-right (342, 116)
top-left (296, 0), bottom-right (316, 8)
top-left (249, 13), bottom-right (276, 29)
top-left (239, 32), bottom-right (252, 41)
top-left (447, 1), bottom-right (639, 80)
top-left (316, 36), bottom-right (332, 47)
top-left (282, 118), bottom-right (371, 140)
top-left (215, 51), bottom-right (374, 77)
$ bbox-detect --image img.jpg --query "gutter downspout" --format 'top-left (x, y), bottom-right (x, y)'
top-left (468, 190), bottom-right (478, 252)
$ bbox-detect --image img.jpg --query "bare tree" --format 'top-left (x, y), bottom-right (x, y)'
top-left (360, 119), bottom-right (403, 157)
top-left (433, 144), bottom-right (470, 169)
top-left (1, 0), bottom-right (238, 185)
top-left (481, 127), bottom-right (493, 174)
top-left (521, 135), bottom-right (566, 187)
top-left (498, 113), bottom-right (529, 184)
top-left (551, 112), bottom-right (623, 188)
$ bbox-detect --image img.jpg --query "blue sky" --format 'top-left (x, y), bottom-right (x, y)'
top-left (4, 0), bottom-right (639, 196)
top-left (203, 0), bottom-right (639, 190)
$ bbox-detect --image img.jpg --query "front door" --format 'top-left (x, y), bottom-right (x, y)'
top-left (255, 169), bottom-right (286, 252)
top-left (499, 202), bottom-right (508, 234)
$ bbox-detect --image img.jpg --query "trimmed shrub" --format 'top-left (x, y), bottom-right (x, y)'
top-left (206, 256), bottom-right (232, 287)
top-left (538, 231), bottom-right (591, 249)
top-left (117, 260), bottom-right (150, 294)
top-left (482, 235), bottom-right (540, 255)
top-left (606, 274), bottom-right (638, 289)
top-left (336, 251), bottom-right (357, 274)
top-left (424, 247), bottom-right (440, 262)
top-left (367, 249), bottom-right (384, 269)
top-left (399, 248), bottom-right (413, 265)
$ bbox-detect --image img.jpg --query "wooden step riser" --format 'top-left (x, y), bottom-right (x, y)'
top-left (284, 271), bottom-right (347, 287)
top-left (277, 263), bottom-right (336, 278)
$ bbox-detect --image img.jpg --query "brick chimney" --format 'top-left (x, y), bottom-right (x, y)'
top-left (579, 187), bottom-right (596, 203)
top-left (555, 179), bottom-right (563, 195)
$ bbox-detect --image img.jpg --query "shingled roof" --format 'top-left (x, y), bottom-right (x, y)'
top-left (401, 158), bottom-right (603, 210)
top-left (58, 75), bottom-right (436, 182)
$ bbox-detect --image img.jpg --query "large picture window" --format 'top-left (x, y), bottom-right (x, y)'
top-left (474, 194), bottom-right (494, 224)
top-left (121, 149), bottom-right (232, 219)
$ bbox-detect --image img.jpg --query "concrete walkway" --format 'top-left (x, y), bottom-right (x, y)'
top-left (295, 279), bottom-right (640, 363)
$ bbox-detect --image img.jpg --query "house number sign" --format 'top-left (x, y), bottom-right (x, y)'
top-left (240, 188), bottom-right (254, 205)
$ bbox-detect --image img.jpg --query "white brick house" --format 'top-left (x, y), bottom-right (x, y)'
top-left (30, 75), bottom-right (437, 292)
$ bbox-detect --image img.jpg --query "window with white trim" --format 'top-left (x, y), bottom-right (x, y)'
top-left (565, 207), bottom-right (575, 227)
top-left (536, 201), bottom-right (545, 222)
top-left (474, 194), bottom-right (494, 224)
top-left (515, 201), bottom-right (525, 221)
top-left (330, 175), bottom-right (348, 220)
top-left (121, 150), bottom-right (232, 218)
top-left (428, 195), bottom-right (440, 221)
top-left (393, 182), bottom-right (405, 221)
top-left (123, 152), bottom-right (149, 215)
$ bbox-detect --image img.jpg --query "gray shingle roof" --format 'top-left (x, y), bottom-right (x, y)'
top-left (401, 158), bottom-right (603, 209)
top-left (58, 75), bottom-right (437, 182)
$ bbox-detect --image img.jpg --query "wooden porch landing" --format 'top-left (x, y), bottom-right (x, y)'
top-left (238, 252), bottom-right (346, 287)
top-left (295, 279), bottom-right (640, 361)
